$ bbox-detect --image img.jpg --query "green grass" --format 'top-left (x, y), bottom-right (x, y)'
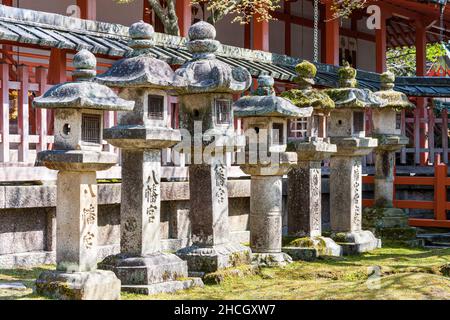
top-left (1, 244), bottom-right (450, 300)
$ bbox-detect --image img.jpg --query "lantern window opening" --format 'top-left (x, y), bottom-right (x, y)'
top-left (272, 122), bottom-right (285, 145)
top-left (214, 99), bottom-right (232, 125)
top-left (81, 113), bottom-right (102, 144)
top-left (396, 112), bottom-right (401, 130)
top-left (352, 111), bottom-right (365, 136)
top-left (148, 94), bottom-right (165, 120)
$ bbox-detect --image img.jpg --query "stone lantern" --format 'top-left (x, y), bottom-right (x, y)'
top-left (324, 62), bottom-right (384, 254)
top-left (363, 71), bottom-right (417, 244)
top-left (33, 49), bottom-right (134, 300)
top-left (173, 21), bottom-right (252, 273)
top-left (96, 21), bottom-right (202, 294)
top-left (280, 61), bottom-right (342, 260)
top-left (235, 75), bottom-right (313, 266)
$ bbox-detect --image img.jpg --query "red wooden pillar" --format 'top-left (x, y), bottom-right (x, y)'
top-left (1, 0), bottom-right (12, 6)
top-left (48, 49), bottom-right (67, 146)
top-left (176, 0), bottom-right (192, 37)
top-left (434, 156), bottom-right (447, 221)
top-left (415, 22), bottom-right (428, 165)
top-left (0, 63), bottom-right (10, 162)
top-left (324, 1), bottom-right (339, 65)
top-left (252, 15), bottom-right (269, 51)
top-left (375, 8), bottom-right (390, 73)
top-left (77, 0), bottom-right (96, 20)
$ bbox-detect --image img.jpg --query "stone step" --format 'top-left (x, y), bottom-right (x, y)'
top-left (121, 278), bottom-right (204, 295)
top-left (417, 233), bottom-right (450, 247)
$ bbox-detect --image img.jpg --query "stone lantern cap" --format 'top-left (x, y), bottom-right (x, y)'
top-left (281, 61), bottom-right (335, 112)
top-left (374, 71), bottom-right (415, 111)
top-left (324, 62), bottom-right (385, 109)
top-left (172, 21), bottom-right (252, 94)
top-left (33, 49), bottom-right (134, 112)
top-left (95, 21), bottom-right (176, 89)
top-left (234, 75), bottom-right (313, 118)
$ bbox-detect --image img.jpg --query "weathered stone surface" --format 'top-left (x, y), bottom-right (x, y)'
top-left (3, 185), bottom-right (55, 209)
top-left (186, 162), bottom-right (230, 247)
top-left (173, 21), bottom-right (251, 94)
top-left (104, 125), bottom-right (181, 150)
top-left (36, 270), bottom-right (121, 300)
top-left (176, 243), bottom-right (251, 273)
top-left (331, 230), bottom-right (381, 255)
top-left (121, 278), bottom-right (204, 295)
top-left (324, 63), bottom-right (385, 109)
top-left (0, 282), bottom-right (27, 291)
top-left (282, 237), bottom-right (342, 261)
top-left (288, 161), bottom-right (323, 238)
top-left (248, 175), bottom-right (284, 254)
top-left (33, 49), bottom-right (134, 111)
top-left (37, 150), bottom-right (118, 172)
top-left (119, 149), bottom-right (163, 256)
top-left (252, 252), bottom-right (292, 267)
top-left (56, 171), bottom-right (98, 272)
top-left (96, 22), bottom-right (176, 89)
top-left (0, 251), bottom-right (55, 269)
top-left (100, 252), bottom-right (188, 286)
top-left (330, 156), bottom-right (364, 233)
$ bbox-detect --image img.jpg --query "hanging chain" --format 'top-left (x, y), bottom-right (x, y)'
top-left (313, 0), bottom-right (319, 63)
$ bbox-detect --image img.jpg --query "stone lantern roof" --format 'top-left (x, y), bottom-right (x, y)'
top-left (172, 21), bottom-right (252, 94)
top-left (95, 21), bottom-right (176, 89)
top-left (325, 62), bottom-right (385, 109)
top-left (281, 60), bottom-right (335, 112)
top-left (374, 71), bottom-right (415, 111)
top-left (234, 75), bottom-right (312, 118)
top-left (33, 49), bottom-right (134, 111)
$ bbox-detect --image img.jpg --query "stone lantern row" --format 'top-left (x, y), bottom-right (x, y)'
top-left (32, 20), bottom-right (414, 300)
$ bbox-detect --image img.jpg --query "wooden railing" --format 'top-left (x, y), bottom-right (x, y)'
top-left (362, 158), bottom-right (450, 228)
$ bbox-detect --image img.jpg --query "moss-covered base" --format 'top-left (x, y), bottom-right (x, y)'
top-left (35, 270), bottom-right (121, 300)
top-left (363, 207), bottom-right (419, 245)
top-left (282, 236), bottom-right (343, 261)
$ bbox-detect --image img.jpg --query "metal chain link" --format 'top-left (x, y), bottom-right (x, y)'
top-left (313, 0), bottom-right (319, 63)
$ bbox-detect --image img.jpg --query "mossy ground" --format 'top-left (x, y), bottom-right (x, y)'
top-left (1, 244), bottom-right (450, 300)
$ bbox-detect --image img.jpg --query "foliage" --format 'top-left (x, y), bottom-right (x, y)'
top-left (329, 0), bottom-right (377, 19)
top-left (193, 0), bottom-right (281, 25)
top-left (387, 43), bottom-right (447, 76)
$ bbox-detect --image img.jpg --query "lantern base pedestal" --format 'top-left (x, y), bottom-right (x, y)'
top-left (36, 270), bottom-right (121, 300)
top-left (176, 243), bottom-right (251, 274)
top-left (329, 230), bottom-right (381, 255)
top-left (282, 237), bottom-right (343, 261)
top-left (251, 252), bottom-right (292, 267)
top-left (363, 207), bottom-right (421, 246)
top-left (99, 252), bottom-right (202, 294)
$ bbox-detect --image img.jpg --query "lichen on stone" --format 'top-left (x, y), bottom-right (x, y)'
top-left (373, 72), bottom-right (415, 111)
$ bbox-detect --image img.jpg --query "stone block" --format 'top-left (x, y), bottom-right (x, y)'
top-left (100, 252), bottom-right (188, 286)
top-left (36, 270), bottom-right (121, 300)
top-left (121, 278), bottom-right (204, 295)
top-left (176, 243), bottom-right (251, 273)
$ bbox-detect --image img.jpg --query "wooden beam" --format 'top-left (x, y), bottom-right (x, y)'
top-left (324, 1), bottom-right (339, 65)
top-left (175, 0), bottom-right (192, 37)
top-left (77, 0), bottom-right (96, 20)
